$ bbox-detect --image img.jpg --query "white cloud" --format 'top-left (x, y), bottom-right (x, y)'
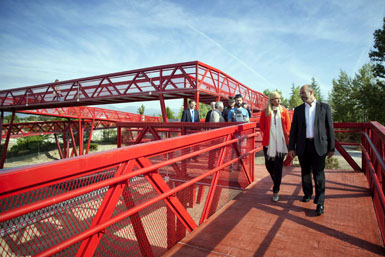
top-left (0, 0), bottom-right (384, 107)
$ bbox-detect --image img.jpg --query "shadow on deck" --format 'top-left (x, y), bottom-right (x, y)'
top-left (164, 164), bottom-right (385, 256)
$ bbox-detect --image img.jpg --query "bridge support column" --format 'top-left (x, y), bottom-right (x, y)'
top-left (79, 119), bottom-right (83, 155)
top-left (159, 93), bottom-right (168, 122)
top-left (0, 111), bottom-right (14, 169)
top-left (85, 119), bottom-right (95, 154)
top-left (0, 111), bottom-right (3, 145)
top-left (54, 134), bottom-right (64, 159)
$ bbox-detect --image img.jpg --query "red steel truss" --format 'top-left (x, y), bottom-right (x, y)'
top-left (19, 106), bottom-right (161, 122)
top-left (0, 106), bottom-right (160, 168)
top-left (0, 61), bottom-right (268, 115)
top-left (0, 122), bottom-right (259, 257)
top-left (1, 120), bottom-right (116, 139)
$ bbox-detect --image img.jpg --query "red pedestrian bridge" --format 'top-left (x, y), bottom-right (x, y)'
top-left (0, 62), bottom-right (384, 256)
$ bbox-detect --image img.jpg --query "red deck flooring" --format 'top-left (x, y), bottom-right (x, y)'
top-left (164, 165), bottom-right (385, 256)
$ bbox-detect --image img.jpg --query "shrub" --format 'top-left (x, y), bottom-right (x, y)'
top-left (8, 135), bottom-right (56, 157)
top-left (89, 143), bottom-right (98, 151)
top-left (326, 157), bottom-right (339, 169)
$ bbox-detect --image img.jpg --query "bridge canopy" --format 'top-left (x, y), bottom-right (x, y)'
top-left (0, 61), bottom-right (268, 112)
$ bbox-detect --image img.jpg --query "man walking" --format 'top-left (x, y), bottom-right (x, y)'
top-left (288, 84), bottom-right (335, 216)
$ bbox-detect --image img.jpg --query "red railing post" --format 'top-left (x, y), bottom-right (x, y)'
top-left (117, 126), bottom-right (121, 148)
top-left (200, 135), bottom-right (230, 223)
top-left (0, 111), bottom-right (15, 168)
top-left (69, 126), bottom-right (78, 157)
top-left (159, 93), bottom-right (168, 122)
top-left (85, 119), bottom-right (95, 154)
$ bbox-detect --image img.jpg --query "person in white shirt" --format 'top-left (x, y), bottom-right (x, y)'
top-left (289, 84), bottom-right (335, 216)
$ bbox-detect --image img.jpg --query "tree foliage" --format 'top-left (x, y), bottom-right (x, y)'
top-left (330, 70), bottom-right (355, 122)
top-left (262, 89), bottom-right (289, 108)
top-left (311, 77), bottom-right (324, 102)
top-left (369, 17), bottom-right (385, 79)
top-left (137, 104), bottom-right (145, 115)
top-left (199, 102), bottom-right (212, 120)
top-left (9, 135), bottom-right (55, 155)
top-left (166, 106), bottom-right (175, 119)
top-left (330, 64), bottom-right (385, 124)
top-left (3, 114), bottom-right (20, 123)
top-left (288, 84), bottom-right (302, 109)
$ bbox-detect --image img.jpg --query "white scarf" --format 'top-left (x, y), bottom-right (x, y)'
top-left (267, 109), bottom-right (288, 159)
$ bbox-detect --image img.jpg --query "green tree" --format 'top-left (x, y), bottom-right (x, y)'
top-left (369, 17), bottom-right (385, 79)
top-left (262, 89), bottom-right (289, 108)
top-left (263, 89), bottom-right (270, 96)
top-left (199, 102), bottom-right (212, 120)
top-left (3, 114), bottom-right (20, 123)
top-left (177, 107), bottom-right (184, 120)
top-left (166, 106), bottom-right (175, 119)
top-left (288, 84), bottom-right (302, 109)
top-left (330, 64), bottom-right (385, 124)
top-left (311, 77), bottom-right (323, 102)
top-left (137, 104), bottom-right (145, 115)
top-left (351, 64), bottom-right (384, 123)
top-left (330, 70), bottom-right (355, 122)
top-left (24, 115), bottom-right (39, 122)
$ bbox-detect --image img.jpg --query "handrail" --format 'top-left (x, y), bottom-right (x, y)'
top-left (362, 131), bottom-right (385, 176)
top-left (0, 122), bottom-right (258, 256)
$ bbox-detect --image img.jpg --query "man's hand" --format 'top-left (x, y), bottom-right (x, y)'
top-left (288, 150), bottom-right (296, 159)
top-left (327, 151), bottom-right (334, 158)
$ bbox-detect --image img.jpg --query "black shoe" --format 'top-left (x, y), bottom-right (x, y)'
top-left (316, 204), bottom-right (324, 216)
top-left (301, 195), bottom-right (311, 202)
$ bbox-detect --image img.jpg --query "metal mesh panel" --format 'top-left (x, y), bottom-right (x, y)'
top-left (0, 167), bottom-right (117, 213)
top-left (94, 177), bottom-right (171, 257)
top-left (1, 124), bottom-right (257, 256)
top-left (0, 167), bottom-right (118, 256)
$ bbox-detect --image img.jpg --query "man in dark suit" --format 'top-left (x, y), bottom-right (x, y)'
top-left (205, 102), bottom-right (216, 122)
top-left (181, 99), bottom-right (200, 122)
top-left (288, 84), bottom-right (335, 216)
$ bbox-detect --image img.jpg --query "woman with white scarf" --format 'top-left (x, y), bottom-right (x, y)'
top-left (259, 92), bottom-right (291, 202)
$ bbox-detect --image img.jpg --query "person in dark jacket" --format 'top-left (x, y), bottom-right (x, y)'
top-left (205, 102), bottom-right (216, 122)
top-left (288, 84), bottom-right (335, 216)
top-left (222, 98), bottom-right (235, 122)
top-left (181, 100), bottom-right (200, 122)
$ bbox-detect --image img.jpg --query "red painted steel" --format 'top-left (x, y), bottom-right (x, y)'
top-left (0, 111), bottom-right (15, 168)
top-left (361, 122), bottom-right (385, 242)
top-left (18, 106), bottom-right (161, 122)
top-left (1, 120), bottom-right (115, 139)
top-left (0, 120), bottom-right (384, 256)
top-left (0, 61), bottom-right (268, 112)
top-left (0, 122), bottom-right (259, 257)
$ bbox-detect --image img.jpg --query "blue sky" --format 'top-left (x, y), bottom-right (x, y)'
top-left (0, 0), bottom-right (384, 113)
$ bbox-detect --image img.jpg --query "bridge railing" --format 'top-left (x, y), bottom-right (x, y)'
top-left (0, 122), bottom-right (260, 257)
top-left (362, 122), bottom-right (385, 241)
top-left (334, 121), bottom-right (385, 241)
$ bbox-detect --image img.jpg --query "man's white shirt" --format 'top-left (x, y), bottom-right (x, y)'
top-left (305, 99), bottom-right (316, 138)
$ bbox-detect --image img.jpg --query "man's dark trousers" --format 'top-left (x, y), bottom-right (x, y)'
top-left (298, 138), bottom-right (326, 205)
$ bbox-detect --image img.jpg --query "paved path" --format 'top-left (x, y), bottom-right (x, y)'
top-left (164, 165), bottom-right (384, 256)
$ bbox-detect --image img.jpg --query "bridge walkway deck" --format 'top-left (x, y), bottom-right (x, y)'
top-left (164, 164), bottom-right (384, 256)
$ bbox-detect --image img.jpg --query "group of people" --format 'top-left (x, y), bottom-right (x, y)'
top-left (181, 94), bottom-right (251, 123)
top-left (181, 85), bottom-right (334, 216)
top-left (260, 85), bottom-right (334, 216)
